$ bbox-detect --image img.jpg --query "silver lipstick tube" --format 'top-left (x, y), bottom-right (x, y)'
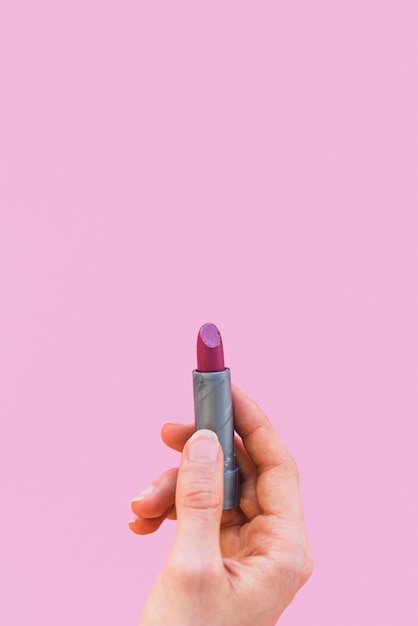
top-left (192, 368), bottom-right (240, 510)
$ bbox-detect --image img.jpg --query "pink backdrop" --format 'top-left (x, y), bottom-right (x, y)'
top-left (1, 2), bottom-right (417, 625)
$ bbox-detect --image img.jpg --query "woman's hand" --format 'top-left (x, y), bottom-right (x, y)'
top-left (129, 385), bottom-right (313, 626)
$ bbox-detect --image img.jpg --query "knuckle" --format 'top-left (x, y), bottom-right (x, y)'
top-left (180, 483), bottom-right (221, 513)
top-left (265, 448), bottom-right (300, 480)
top-left (281, 453), bottom-right (299, 480)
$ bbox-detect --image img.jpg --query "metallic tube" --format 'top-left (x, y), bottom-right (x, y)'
top-left (192, 368), bottom-right (240, 510)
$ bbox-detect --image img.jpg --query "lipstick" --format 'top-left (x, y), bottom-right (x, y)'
top-left (193, 323), bottom-right (240, 510)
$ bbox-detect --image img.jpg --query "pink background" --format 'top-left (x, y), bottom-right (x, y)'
top-left (1, 2), bottom-right (417, 624)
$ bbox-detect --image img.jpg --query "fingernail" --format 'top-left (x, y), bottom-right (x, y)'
top-left (162, 421), bottom-right (182, 426)
top-left (128, 519), bottom-right (140, 534)
top-left (130, 484), bottom-right (155, 503)
top-left (188, 430), bottom-right (218, 463)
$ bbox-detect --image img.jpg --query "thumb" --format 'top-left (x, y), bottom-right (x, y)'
top-left (173, 429), bottom-right (224, 567)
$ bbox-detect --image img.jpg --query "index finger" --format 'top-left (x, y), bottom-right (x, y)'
top-left (232, 384), bottom-right (303, 519)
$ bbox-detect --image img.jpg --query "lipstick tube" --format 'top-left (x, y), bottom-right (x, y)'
top-left (192, 368), bottom-right (240, 510)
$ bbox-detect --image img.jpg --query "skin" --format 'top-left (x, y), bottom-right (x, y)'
top-left (129, 385), bottom-right (313, 626)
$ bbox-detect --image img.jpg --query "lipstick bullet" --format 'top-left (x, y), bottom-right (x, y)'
top-left (193, 323), bottom-right (240, 510)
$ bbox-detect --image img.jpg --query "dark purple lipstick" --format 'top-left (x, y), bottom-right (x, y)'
top-left (197, 323), bottom-right (225, 373)
top-left (193, 323), bottom-right (240, 510)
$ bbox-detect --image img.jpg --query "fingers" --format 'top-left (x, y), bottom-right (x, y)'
top-left (161, 422), bottom-right (194, 452)
top-left (128, 454), bottom-right (247, 538)
top-left (231, 384), bottom-right (304, 520)
top-left (171, 430), bottom-right (224, 569)
top-left (129, 468), bottom-right (178, 535)
top-left (233, 435), bottom-right (262, 520)
top-left (162, 422), bottom-right (262, 520)
top-left (231, 384), bottom-right (293, 472)
top-left (128, 505), bottom-right (174, 535)
top-left (135, 380), bottom-right (302, 533)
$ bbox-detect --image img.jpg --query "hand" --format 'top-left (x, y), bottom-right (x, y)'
top-left (129, 385), bottom-right (313, 626)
